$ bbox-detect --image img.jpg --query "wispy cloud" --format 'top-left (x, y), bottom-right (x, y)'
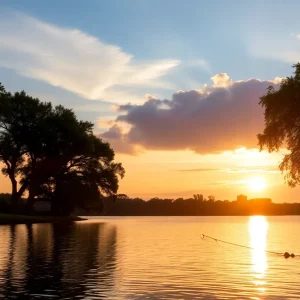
top-left (207, 180), bottom-right (247, 187)
top-left (184, 59), bottom-right (211, 73)
top-left (225, 166), bottom-right (279, 173)
top-left (0, 11), bottom-right (179, 103)
top-left (291, 33), bottom-right (300, 40)
top-left (177, 166), bottom-right (279, 173)
top-left (249, 32), bottom-right (300, 64)
top-left (177, 168), bottom-right (219, 172)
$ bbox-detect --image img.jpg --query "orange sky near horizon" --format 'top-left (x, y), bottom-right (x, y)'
top-left (2, 147), bottom-right (299, 203)
top-left (115, 147), bottom-right (300, 202)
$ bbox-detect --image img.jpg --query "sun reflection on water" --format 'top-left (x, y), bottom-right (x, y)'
top-left (249, 216), bottom-right (268, 291)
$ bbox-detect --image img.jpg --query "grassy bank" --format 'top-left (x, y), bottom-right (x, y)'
top-left (0, 213), bottom-right (86, 225)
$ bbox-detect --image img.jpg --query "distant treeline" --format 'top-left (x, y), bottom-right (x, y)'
top-left (2, 193), bottom-right (300, 216)
top-left (101, 194), bottom-right (300, 216)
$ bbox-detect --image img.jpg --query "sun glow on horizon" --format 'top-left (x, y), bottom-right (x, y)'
top-left (247, 176), bottom-right (266, 192)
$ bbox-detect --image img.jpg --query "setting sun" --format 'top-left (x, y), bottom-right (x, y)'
top-left (248, 177), bottom-right (266, 192)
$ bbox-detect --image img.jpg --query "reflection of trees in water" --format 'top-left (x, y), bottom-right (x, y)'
top-left (0, 224), bottom-right (31, 298)
top-left (58, 222), bottom-right (117, 298)
top-left (0, 222), bottom-right (117, 299)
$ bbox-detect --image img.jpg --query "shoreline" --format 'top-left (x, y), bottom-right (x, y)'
top-left (0, 214), bottom-right (87, 225)
top-left (85, 214), bottom-right (300, 217)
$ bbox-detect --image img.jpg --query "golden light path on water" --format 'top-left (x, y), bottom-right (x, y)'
top-left (249, 216), bottom-right (269, 294)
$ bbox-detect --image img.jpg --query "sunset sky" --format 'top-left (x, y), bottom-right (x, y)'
top-left (1, 0), bottom-right (300, 202)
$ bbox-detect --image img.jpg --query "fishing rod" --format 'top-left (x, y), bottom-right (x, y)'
top-left (201, 234), bottom-right (298, 259)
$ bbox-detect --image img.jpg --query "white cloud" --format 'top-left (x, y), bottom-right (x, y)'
top-left (210, 73), bottom-right (232, 88)
top-left (272, 77), bottom-right (283, 84)
top-left (0, 12), bottom-right (179, 103)
top-left (145, 94), bottom-right (156, 100)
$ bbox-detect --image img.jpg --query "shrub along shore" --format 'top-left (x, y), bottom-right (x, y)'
top-left (0, 214), bottom-right (86, 225)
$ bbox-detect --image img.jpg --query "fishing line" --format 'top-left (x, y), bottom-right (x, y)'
top-left (201, 234), bottom-right (298, 259)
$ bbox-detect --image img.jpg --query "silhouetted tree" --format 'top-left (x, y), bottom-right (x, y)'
top-left (258, 63), bottom-right (300, 187)
top-left (208, 195), bottom-right (215, 202)
top-left (0, 83), bottom-right (124, 215)
top-left (0, 86), bottom-right (53, 209)
top-left (99, 194), bottom-right (300, 216)
top-left (193, 194), bottom-right (204, 201)
top-left (117, 194), bottom-right (130, 200)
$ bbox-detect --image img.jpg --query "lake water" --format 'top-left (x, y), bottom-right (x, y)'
top-left (0, 216), bottom-right (300, 299)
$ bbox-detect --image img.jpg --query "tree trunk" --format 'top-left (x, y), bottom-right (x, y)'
top-left (25, 183), bottom-right (37, 215)
top-left (8, 175), bottom-right (30, 214)
top-left (9, 175), bottom-right (19, 213)
top-left (25, 197), bottom-right (36, 215)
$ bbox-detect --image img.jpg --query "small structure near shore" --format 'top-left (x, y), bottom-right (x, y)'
top-left (237, 194), bottom-right (247, 202)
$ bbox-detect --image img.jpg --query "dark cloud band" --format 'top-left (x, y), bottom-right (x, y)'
top-left (101, 76), bottom-right (280, 154)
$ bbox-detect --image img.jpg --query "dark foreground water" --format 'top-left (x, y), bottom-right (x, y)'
top-left (0, 216), bottom-right (300, 299)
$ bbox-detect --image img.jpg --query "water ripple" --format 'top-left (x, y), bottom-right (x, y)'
top-left (0, 216), bottom-right (299, 299)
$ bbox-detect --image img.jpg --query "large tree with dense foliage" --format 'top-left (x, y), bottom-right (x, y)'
top-left (258, 63), bottom-right (300, 187)
top-left (0, 83), bottom-right (124, 215)
top-left (0, 85), bottom-right (52, 208)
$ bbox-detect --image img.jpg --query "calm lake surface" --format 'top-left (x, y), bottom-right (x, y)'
top-left (0, 216), bottom-right (300, 299)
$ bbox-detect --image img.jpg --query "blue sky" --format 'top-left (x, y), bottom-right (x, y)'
top-left (2, 1), bottom-right (295, 78)
top-left (0, 0), bottom-right (298, 125)
top-left (1, 0), bottom-right (300, 200)
top-left (1, 1), bottom-right (298, 85)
